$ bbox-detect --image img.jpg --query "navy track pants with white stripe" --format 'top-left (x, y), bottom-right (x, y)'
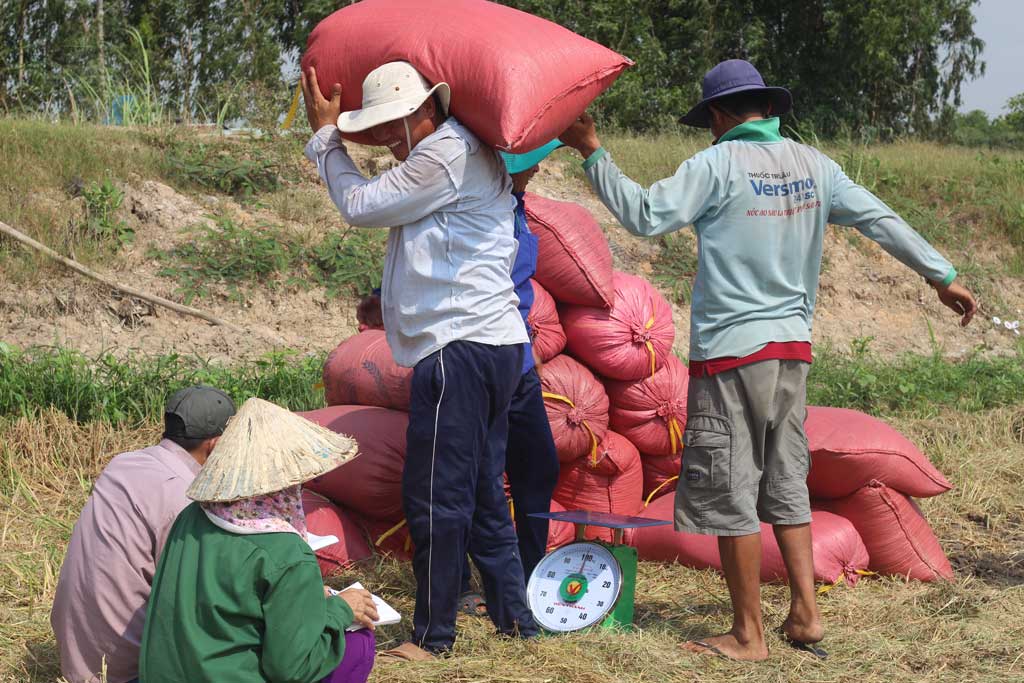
top-left (402, 340), bottom-right (539, 652)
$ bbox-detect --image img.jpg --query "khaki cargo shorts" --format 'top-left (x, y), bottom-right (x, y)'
top-left (674, 359), bottom-right (812, 536)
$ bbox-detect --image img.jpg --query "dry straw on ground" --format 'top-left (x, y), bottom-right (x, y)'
top-left (2, 408), bottom-right (1022, 682)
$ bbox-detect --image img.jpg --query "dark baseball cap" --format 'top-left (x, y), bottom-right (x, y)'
top-left (164, 385), bottom-right (236, 439)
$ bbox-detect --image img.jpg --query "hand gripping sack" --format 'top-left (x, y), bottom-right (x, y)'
top-left (527, 279), bottom-right (567, 362)
top-left (607, 354), bottom-right (688, 456)
top-left (552, 434), bottom-right (644, 543)
top-left (323, 330), bottom-right (412, 411)
top-left (635, 495), bottom-right (870, 585)
top-left (805, 407), bottom-right (952, 499)
top-left (641, 453), bottom-right (682, 503)
top-left (301, 0), bottom-right (632, 152)
top-left (527, 193), bottom-right (615, 309)
top-left (561, 272), bottom-right (675, 381)
top-left (818, 481), bottom-right (953, 581)
top-left (298, 405), bottom-right (408, 521)
top-left (540, 355), bottom-right (609, 464)
top-left (302, 489), bottom-right (373, 577)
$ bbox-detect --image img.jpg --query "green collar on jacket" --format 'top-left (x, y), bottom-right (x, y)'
top-left (716, 117), bottom-right (784, 144)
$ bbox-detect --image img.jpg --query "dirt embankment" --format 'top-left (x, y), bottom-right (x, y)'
top-left (2, 149), bottom-right (1020, 362)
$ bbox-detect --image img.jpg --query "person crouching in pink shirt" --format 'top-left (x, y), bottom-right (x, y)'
top-left (50, 385), bottom-right (235, 683)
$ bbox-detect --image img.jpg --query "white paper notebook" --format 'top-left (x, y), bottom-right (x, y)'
top-left (327, 582), bottom-right (402, 631)
top-left (307, 532), bottom-right (339, 551)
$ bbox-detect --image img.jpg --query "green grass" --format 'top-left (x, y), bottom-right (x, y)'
top-left (0, 345), bottom-right (325, 425)
top-left (3, 342), bottom-right (1023, 429)
top-left (807, 343), bottom-right (1024, 417)
top-left (148, 215), bottom-right (385, 302)
top-left (0, 118), bottom-right (163, 269)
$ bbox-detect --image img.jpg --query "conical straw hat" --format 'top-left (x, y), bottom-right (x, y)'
top-left (187, 397), bottom-right (359, 502)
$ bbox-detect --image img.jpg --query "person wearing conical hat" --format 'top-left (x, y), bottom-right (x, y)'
top-left (301, 61), bottom-right (538, 655)
top-left (138, 398), bottom-right (377, 683)
top-left (51, 385), bottom-right (235, 683)
top-left (560, 59), bottom-right (976, 661)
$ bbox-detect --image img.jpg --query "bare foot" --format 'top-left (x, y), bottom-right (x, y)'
top-left (680, 632), bottom-right (769, 662)
top-left (781, 610), bottom-right (824, 644)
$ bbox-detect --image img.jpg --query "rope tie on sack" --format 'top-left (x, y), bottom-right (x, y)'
top-left (631, 311), bottom-right (658, 378)
top-left (817, 568), bottom-right (877, 594)
top-left (657, 402), bottom-right (685, 455)
top-left (376, 518), bottom-right (407, 546)
top-left (643, 475), bottom-right (679, 507)
top-left (543, 391), bottom-right (599, 466)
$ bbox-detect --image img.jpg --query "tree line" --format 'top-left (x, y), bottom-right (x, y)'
top-left (0, 0), bottom-right (997, 139)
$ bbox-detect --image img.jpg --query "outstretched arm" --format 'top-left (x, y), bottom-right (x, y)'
top-left (560, 113), bottom-right (717, 237)
top-left (829, 167), bottom-right (977, 326)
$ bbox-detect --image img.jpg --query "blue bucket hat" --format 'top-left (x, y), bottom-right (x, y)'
top-left (680, 59), bottom-right (792, 128)
top-left (500, 138), bottom-right (563, 175)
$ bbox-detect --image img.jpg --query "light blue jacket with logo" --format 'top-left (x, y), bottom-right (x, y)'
top-left (583, 117), bottom-right (956, 361)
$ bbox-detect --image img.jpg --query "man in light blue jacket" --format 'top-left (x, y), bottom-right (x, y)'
top-left (560, 59), bottom-right (976, 661)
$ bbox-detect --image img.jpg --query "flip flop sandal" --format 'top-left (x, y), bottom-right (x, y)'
top-left (457, 591), bottom-right (488, 618)
top-left (378, 642), bottom-right (436, 663)
top-left (684, 640), bottom-right (728, 658)
top-left (776, 628), bottom-right (828, 660)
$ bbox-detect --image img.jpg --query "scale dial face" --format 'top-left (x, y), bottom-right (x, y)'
top-left (527, 541), bottom-right (622, 632)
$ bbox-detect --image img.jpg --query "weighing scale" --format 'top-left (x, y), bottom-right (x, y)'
top-left (526, 510), bottom-right (671, 633)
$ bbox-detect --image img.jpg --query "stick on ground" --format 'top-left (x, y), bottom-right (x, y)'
top-left (0, 219), bottom-right (284, 344)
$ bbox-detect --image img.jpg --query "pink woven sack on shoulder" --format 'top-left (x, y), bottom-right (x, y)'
top-left (302, 0), bottom-right (632, 152)
top-left (561, 272), bottom-right (675, 381)
top-left (527, 193), bottom-right (615, 309)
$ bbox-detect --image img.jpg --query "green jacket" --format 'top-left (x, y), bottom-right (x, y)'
top-left (139, 503), bottom-right (353, 683)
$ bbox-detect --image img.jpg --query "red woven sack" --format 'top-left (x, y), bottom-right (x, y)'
top-left (585, 430), bottom-right (641, 476)
top-left (561, 272), bottom-right (675, 381)
top-left (552, 435), bottom-right (644, 542)
top-left (301, 0), bottom-right (632, 152)
top-left (323, 331), bottom-right (412, 411)
top-left (546, 499), bottom-right (576, 551)
top-left (805, 407), bottom-right (952, 499)
top-left (607, 354), bottom-right (688, 456)
top-left (635, 496), bottom-right (870, 585)
top-left (641, 453), bottom-right (681, 503)
top-left (527, 193), bottom-right (615, 309)
top-left (302, 489), bottom-right (373, 577)
top-left (527, 279), bottom-right (567, 362)
top-left (818, 481), bottom-right (953, 581)
top-left (540, 355), bottom-right (609, 464)
top-left (354, 513), bottom-right (414, 561)
top-left (298, 405), bottom-right (407, 521)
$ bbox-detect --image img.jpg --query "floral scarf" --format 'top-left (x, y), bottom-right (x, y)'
top-left (202, 484), bottom-right (307, 540)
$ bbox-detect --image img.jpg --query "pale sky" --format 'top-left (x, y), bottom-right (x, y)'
top-left (959, 0), bottom-right (1022, 116)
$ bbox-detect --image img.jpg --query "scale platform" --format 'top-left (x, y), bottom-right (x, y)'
top-left (527, 510), bottom-right (670, 633)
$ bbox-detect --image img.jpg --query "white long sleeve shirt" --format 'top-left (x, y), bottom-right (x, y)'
top-left (305, 117), bottom-right (528, 367)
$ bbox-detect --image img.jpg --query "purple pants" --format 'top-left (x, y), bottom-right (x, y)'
top-left (321, 629), bottom-right (375, 683)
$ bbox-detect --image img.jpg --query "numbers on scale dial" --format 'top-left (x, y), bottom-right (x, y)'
top-left (526, 542), bottom-right (622, 633)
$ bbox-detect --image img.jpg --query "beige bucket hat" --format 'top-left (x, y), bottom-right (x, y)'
top-left (337, 61), bottom-right (451, 133)
top-left (187, 397), bottom-right (359, 503)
